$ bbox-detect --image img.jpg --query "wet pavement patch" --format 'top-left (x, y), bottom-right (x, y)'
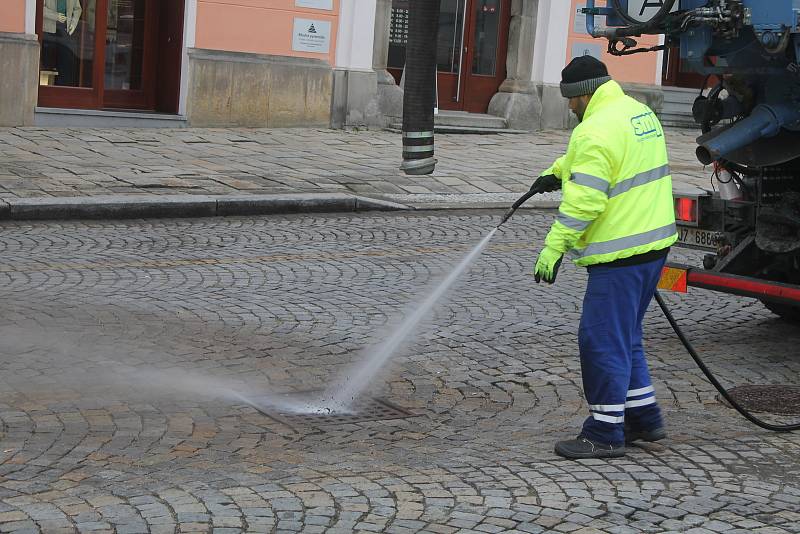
top-left (722, 385), bottom-right (800, 415)
top-left (248, 393), bottom-right (415, 427)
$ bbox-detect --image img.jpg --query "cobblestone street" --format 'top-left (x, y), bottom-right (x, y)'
top-left (1, 211), bottom-right (799, 534)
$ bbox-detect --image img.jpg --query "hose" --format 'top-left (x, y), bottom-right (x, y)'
top-left (654, 290), bottom-right (800, 431)
top-left (496, 188), bottom-right (541, 228)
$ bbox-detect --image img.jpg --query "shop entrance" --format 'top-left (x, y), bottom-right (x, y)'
top-left (35, 0), bottom-right (184, 113)
top-left (388, 0), bottom-right (511, 114)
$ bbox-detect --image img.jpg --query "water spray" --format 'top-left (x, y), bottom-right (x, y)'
top-left (300, 186), bottom-right (547, 413)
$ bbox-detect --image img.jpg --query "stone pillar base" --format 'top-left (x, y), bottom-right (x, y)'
top-left (0, 33), bottom-right (39, 127)
top-left (621, 82), bottom-right (664, 114)
top-left (376, 70), bottom-right (403, 126)
top-left (332, 69), bottom-right (383, 129)
top-left (331, 68), bottom-right (401, 129)
top-left (539, 84), bottom-right (575, 130)
top-left (488, 80), bottom-right (542, 131)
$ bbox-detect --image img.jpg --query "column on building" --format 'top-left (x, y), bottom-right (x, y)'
top-left (0, 0), bottom-right (39, 126)
top-left (331, 0), bottom-right (402, 128)
top-left (531, 0), bottom-right (573, 129)
top-left (372, 0), bottom-right (403, 127)
top-left (488, 0), bottom-right (543, 131)
top-left (331, 0), bottom-right (385, 128)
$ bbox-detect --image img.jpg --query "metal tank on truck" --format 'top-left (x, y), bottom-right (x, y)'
top-left (581, 0), bottom-right (800, 321)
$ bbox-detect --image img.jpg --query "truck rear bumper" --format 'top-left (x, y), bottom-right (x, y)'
top-left (662, 263), bottom-right (800, 305)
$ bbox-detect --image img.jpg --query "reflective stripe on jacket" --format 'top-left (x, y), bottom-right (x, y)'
top-left (543, 80), bottom-right (677, 267)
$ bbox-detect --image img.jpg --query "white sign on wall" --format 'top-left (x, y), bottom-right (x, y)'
top-left (571, 42), bottom-right (603, 61)
top-left (292, 18), bottom-right (332, 53)
top-left (627, 0), bottom-right (680, 23)
top-left (295, 0), bottom-right (334, 10)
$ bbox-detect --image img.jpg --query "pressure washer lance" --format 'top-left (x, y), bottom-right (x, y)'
top-left (497, 185), bottom-right (546, 228)
top-left (498, 187), bottom-right (800, 432)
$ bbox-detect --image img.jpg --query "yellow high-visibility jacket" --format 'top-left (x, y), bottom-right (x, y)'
top-left (543, 80), bottom-right (677, 267)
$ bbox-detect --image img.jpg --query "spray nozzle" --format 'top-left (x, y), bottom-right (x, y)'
top-left (497, 206), bottom-right (517, 228)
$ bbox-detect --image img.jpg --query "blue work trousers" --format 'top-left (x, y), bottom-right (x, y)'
top-left (578, 256), bottom-right (665, 445)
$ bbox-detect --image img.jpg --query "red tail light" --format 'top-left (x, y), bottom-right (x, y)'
top-left (675, 197), bottom-right (698, 223)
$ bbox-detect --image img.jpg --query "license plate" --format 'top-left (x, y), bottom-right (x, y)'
top-left (677, 226), bottom-right (721, 250)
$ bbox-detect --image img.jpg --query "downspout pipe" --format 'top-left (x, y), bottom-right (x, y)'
top-left (401, 0), bottom-right (440, 175)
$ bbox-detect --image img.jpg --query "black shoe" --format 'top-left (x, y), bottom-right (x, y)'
top-left (554, 436), bottom-right (625, 459)
top-left (625, 426), bottom-right (666, 444)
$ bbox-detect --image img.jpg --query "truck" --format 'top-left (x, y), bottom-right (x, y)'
top-left (583, 0), bottom-right (800, 321)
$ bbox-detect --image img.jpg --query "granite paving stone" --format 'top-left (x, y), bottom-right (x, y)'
top-left (0, 127), bottom-right (710, 208)
top-left (0, 211), bottom-right (797, 533)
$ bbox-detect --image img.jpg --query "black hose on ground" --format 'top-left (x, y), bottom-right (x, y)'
top-left (654, 290), bottom-right (800, 432)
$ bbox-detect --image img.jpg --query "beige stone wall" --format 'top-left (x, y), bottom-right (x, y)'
top-left (0, 33), bottom-right (39, 127)
top-left (187, 49), bottom-right (333, 128)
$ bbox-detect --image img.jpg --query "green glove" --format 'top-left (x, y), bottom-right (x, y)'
top-left (534, 246), bottom-right (564, 284)
top-left (531, 174), bottom-right (561, 193)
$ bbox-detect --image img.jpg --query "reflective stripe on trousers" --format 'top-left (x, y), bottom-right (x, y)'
top-left (578, 256), bottom-right (666, 445)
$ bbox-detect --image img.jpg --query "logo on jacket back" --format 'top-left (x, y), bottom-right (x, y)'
top-left (630, 112), bottom-right (663, 140)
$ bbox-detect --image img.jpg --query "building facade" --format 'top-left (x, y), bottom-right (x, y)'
top-left (0, 0), bottom-right (680, 129)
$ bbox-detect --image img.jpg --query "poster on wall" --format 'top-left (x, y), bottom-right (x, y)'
top-left (292, 18), bottom-right (332, 53)
top-left (296, 0), bottom-right (334, 9)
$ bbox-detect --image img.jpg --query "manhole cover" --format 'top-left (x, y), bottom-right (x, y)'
top-left (244, 392), bottom-right (414, 426)
top-left (721, 385), bottom-right (800, 415)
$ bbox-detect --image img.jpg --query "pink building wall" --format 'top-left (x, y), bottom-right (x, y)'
top-left (0, 0), bottom-right (26, 33)
top-left (567, 0), bottom-right (662, 85)
top-left (195, 0), bottom-right (340, 65)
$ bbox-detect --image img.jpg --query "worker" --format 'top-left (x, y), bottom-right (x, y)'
top-left (532, 56), bottom-right (677, 459)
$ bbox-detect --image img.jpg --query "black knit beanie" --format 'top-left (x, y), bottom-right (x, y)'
top-left (560, 56), bottom-right (612, 98)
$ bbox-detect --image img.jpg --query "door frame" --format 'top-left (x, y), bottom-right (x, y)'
top-left (459, 0), bottom-right (510, 113)
top-left (36, 0), bottom-right (108, 109)
top-left (435, 0), bottom-right (511, 113)
top-left (102, 0), bottom-right (159, 110)
top-left (35, 0), bottom-right (160, 110)
top-left (436, 0), bottom-right (468, 112)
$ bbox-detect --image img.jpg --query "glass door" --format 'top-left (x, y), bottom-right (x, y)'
top-left (103, 0), bottom-right (158, 109)
top-left (37, 0), bottom-right (105, 108)
top-left (435, 0), bottom-right (468, 111)
top-left (36, 0), bottom-right (158, 110)
top-left (459, 0), bottom-right (510, 113)
top-left (386, 0), bottom-right (510, 113)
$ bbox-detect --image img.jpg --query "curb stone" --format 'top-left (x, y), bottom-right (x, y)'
top-left (0, 193), bottom-right (410, 221)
